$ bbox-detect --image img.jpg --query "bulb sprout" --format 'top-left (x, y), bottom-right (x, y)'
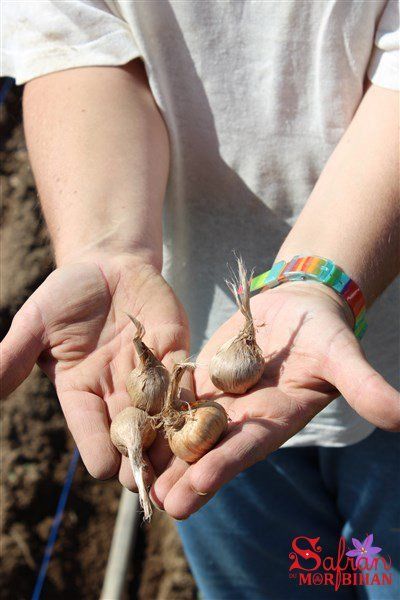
top-left (162, 363), bottom-right (228, 463)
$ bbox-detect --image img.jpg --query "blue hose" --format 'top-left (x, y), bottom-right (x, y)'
top-left (31, 447), bottom-right (80, 600)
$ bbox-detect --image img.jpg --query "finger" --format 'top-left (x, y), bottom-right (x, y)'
top-left (327, 332), bottom-right (400, 431)
top-left (0, 302), bottom-right (46, 398)
top-left (106, 390), bottom-right (133, 420)
top-left (119, 451), bottom-right (156, 492)
top-left (150, 455), bottom-right (189, 510)
top-left (147, 432), bottom-right (173, 475)
top-left (146, 321), bottom-right (190, 368)
top-left (161, 420), bottom-right (273, 520)
top-left (58, 389), bottom-right (120, 479)
top-left (163, 348), bottom-right (194, 395)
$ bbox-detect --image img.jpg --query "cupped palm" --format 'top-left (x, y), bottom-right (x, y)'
top-left (0, 255), bottom-right (189, 484)
top-left (152, 282), bottom-right (399, 519)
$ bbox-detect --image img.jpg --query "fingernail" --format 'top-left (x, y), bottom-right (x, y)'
top-left (190, 485), bottom-right (208, 496)
top-left (150, 495), bottom-right (165, 511)
top-left (149, 490), bottom-right (165, 511)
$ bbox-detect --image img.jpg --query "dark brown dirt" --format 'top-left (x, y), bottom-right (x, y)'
top-left (1, 82), bottom-right (196, 600)
top-left (138, 511), bottom-right (197, 600)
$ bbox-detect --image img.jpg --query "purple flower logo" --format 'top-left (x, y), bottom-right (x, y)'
top-left (346, 534), bottom-right (382, 567)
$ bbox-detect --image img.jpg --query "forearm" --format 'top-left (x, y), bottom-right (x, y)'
top-left (277, 84), bottom-right (399, 306)
top-left (23, 60), bottom-right (169, 269)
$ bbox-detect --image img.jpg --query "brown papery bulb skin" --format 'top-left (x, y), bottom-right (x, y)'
top-left (210, 336), bottom-right (265, 394)
top-left (125, 314), bottom-right (170, 415)
top-left (110, 406), bottom-right (156, 521)
top-left (126, 366), bottom-right (169, 416)
top-left (161, 363), bottom-right (228, 463)
top-left (110, 406), bottom-right (156, 456)
top-left (168, 402), bottom-right (228, 463)
top-left (209, 257), bottom-right (265, 394)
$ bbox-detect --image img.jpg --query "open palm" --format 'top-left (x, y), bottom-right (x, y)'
top-left (0, 254), bottom-right (189, 485)
top-left (152, 282), bottom-right (399, 519)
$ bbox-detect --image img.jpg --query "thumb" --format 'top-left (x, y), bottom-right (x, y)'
top-left (327, 331), bottom-right (400, 431)
top-left (163, 348), bottom-right (194, 391)
top-left (0, 301), bottom-right (46, 398)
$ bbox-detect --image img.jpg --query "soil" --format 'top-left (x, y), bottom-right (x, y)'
top-left (0, 83), bottom-right (197, 600)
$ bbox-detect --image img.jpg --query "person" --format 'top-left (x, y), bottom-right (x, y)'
top-left (2, 1), bottom-right (399, 598)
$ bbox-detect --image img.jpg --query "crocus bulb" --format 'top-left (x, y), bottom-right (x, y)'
top-left (125, 314), bottom-right (169, 415)
top-left (162, 364), bottom-right (228, 463)
top-left (110, 406), bottom-right (156, 520)
top-left (209, 257), bottom-right (264, 394)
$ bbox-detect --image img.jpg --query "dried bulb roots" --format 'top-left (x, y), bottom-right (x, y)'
top-left (110, 407), bottom-right (156, 520)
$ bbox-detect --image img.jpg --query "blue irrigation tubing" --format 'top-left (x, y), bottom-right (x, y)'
top-left (0, 77), bottom-right (14, 105)
top-left (31, 447), bottom-right (80, 600)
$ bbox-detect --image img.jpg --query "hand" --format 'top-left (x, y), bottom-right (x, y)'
top-left (0, 253), bottom-right (188, 486)
top-left (152, 281), bottom-right (400, 519)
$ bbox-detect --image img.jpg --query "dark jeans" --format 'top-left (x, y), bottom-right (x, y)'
top-left (177, 428), bottom-right (400, 599)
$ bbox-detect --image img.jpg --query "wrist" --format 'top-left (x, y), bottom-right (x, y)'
top-left (253, 254), bottom-right (367, 337)
top-left (266, 280), bottom-right (355, 329)
top-left (54, 239), bottom-right (162, 272)
top-left (275, 245), bottom-right (368, 306)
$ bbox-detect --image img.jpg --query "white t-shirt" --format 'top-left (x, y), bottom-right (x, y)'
top-left (3, 0), bottom-right (399, 447)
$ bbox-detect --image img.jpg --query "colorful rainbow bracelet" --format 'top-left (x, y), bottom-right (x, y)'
top-left (249, 255), bottom-right (367, 339)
